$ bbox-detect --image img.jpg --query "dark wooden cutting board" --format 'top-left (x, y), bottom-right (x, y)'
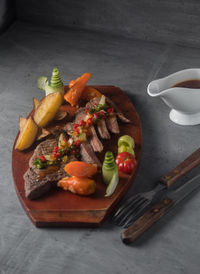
top-left (12, 86), bottom-right (142, 227)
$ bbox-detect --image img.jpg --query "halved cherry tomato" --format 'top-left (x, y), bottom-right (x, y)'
top-left (115, 152), bottom-right (137, 174)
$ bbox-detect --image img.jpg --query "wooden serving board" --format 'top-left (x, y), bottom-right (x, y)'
top-left (12, 86), bottom-right (142, 227)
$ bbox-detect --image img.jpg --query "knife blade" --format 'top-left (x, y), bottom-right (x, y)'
top-left (121, 173), bottom-right (200, 244)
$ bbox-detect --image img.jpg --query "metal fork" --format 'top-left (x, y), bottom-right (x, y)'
top-left (113, 147), bottom-right (200, 228)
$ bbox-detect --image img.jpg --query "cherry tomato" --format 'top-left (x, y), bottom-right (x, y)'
top-left (115, 152), bottom-right (137, 174)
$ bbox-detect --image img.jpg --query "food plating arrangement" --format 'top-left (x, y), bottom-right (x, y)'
top-left (12, 68), bottom-right (142, 227)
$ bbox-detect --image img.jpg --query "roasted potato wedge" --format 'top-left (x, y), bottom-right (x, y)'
top-left (33, 92), bottom-right (63, 127)
top-left (33, 97), bottom-right (41, 109)
top-left (15, 116), bottom-right (38, 150)
top-left (19, 116), bottom-right (27, 131)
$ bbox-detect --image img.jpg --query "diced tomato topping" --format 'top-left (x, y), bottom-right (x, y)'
top-left (79, 120), bottom-right (86, 127)
top-left (100, 110), bottom-right (105, 115)
top-left (93, 113), bottom-right (99, 119)
top-left (53, 152), bottom-right (60, 158)
top-left (53, 146), bottom-right (59, 153)
top-left (85, 108), bottom-right (89, 114)
top-left (72, 150), bottom-right (77, 155)
top-left (86, 131), bottom-right (91, 137)
top-left (74, 140), bottom-right (81, 147)
top-left (87, 118), bottom-right (93, 126)
top-left (73, 124), bottom-right (79, 130)
top-left (39, 155), bottom-right (46, 162)
top-left (107, 108), bottom-right (114, 113)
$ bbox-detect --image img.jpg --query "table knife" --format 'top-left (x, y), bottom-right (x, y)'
top-left (121, 173), bottom-right (200, 244)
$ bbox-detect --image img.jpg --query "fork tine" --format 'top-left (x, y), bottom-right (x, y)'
top-left (123, 200), bottom-right (151, 228)
top-left (113, 195), bottom-right (141, 223)
top-left (117, 197), bottom-right (147, 226)
top-left (113, 194), bottom-right (141, 218)
top-left (114, 197), bottom-right (146, 226)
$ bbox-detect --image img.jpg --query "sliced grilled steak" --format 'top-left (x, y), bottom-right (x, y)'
top-left (86, 97), bottom-right (100, 108)
top-left (29, 138), bottom-right (57, 174)
top-left (116, 112), bottom-right (131, 123)
top-left (106, 114), bottom-right (120, 134)
top-left (106, 97), bottom-right (131, 123)
top-left (24, 138), bottom-right (76, 199)
top-left (97, 119), bottom-right (110, 139)
top-left (89, 126), bottom-right (104, 152)
top-left (75, 107), bottom-right (86, 124)
top-left (24, 163), bottom-right (66, 200)
top-left (80, 142), bottom-right (101, 167)
top-left (74, 105), bottom-right (104, 152)
top-left (63, 122), bottom-right (74, 135)
top-left (86, 98), bottom-right (110, 139)
top-left (87, 96), bottom-right (131, 123)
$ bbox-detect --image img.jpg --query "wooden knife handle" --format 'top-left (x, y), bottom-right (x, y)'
top-left (121, 198), bottom-right (174, 244)
top-left (160, 148), bottom-right (200, 187)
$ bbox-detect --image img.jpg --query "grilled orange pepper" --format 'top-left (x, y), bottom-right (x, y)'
top-left (64, 161), bottom-right (97, 178)
top-left (64, 73), bottom-right (91, 106)
top-left (81, 87), bottom-right (102, 101)
top-left (58, 176), bottom-right (96, 195)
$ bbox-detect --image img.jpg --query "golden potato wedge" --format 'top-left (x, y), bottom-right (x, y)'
top-left (15, 116), bottom-right (38, 150)
top-left (33, 97), bottom-right (41, 109)
top-left (19, 116), bottom-right (27, 131)
top-left (33, 92), bottom-right (63, 127)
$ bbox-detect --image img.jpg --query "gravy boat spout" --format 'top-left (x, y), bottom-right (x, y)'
top-left (147, 68), bottom-right (200, 125)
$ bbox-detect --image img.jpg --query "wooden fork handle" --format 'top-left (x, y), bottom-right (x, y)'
top-left (159, 147), bottom-right (200, 187)
top-left (121, 198), bottom-right (174, 244)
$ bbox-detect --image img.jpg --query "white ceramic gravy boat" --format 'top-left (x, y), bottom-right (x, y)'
top-left (147, 68), bottom-right (200, 125)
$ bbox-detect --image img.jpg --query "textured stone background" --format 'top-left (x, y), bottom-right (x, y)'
top-left (16, 0), bottom-right (200, 48)
top-left (0, 1), bottom-right (200, 274)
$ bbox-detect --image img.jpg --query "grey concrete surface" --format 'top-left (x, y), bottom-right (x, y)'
top-left (0, 0), bottom-right (15, 33)
top-left (0, 21), bottom-right (200, 274)
top-left (16, 0), bottom-right (200, 48)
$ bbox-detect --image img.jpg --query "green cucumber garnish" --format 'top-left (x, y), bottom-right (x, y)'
top-left (37, 76), bottom-right (48, 90)
top-left (118, 135), bottom-right (135, 149)
top-left (118, 145), bottom-right (135, 156)
top-left (37, 67), bottom-right (64, 97)
top-left (117, 135), bottom-right (135, 156)
top-left (102, 151), bottom-right (118, 185)
top-left (105, 171), bottom-right (119, 197)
